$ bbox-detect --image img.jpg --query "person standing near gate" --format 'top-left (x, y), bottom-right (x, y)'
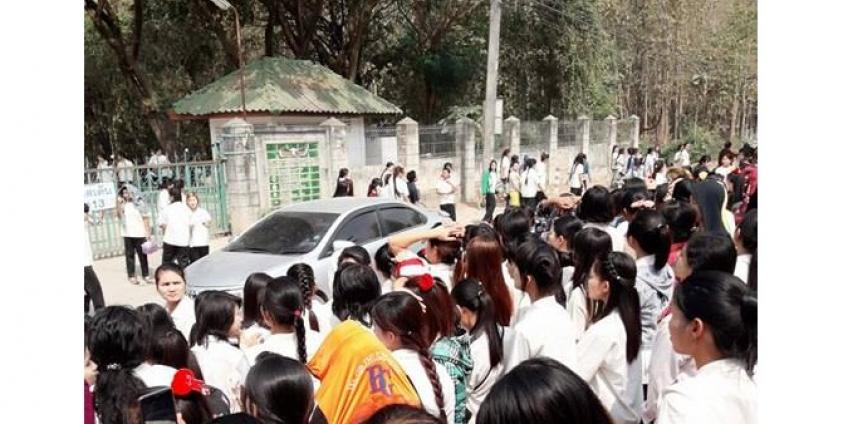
top-left (186, 192), bottom-right (212, 263)
top-left (159, 186), bottom-right (191, 267)
top-left (84, 204), bottom-right (105, 312)
top-left (116, 186), bottom-right (152, 285)
top-left (436, 165), bottom-right (457, 222)
top-left (96, 155), bottom-right (114, 184)
top-left (116, 154), bottom-right (135, 185)
top-left (333, 168), bottom-right (354, 197)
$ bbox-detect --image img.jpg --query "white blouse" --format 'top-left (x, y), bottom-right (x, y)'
top-left (466, 331), bottom-right (504, 419)
top-left (734, 254), bottom-right (752, 284)
top-left (567, 286), bottom-right (588, 342)
top-left (134, 362), bottom-right (177, 388)
top-left (392, 348), bottom-right (456, 424)
top-left (657, 359), bottom-right (757, 424)
top-left (121, 202), bottom-right (147, 238)
top-left (644, 314), bottom-right (697, 423)
top-left (244, 330), bottom-right (326, 366)
top-left (575, 311), bottom-right (639, 424)
top-left (504, 296), bottom-right (577, 373)
top-left (168, 296), bottom-right (196, 343)
top-left (160, 202), bottom-right (192, 246)
top-left (191, 336), bottom-right (250, 412)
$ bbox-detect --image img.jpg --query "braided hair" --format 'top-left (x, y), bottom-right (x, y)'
top-left (262, 277), bottom-right (308, 363)
top-left (592, 252), bottom-right (642, 363)
top-left (372, 292), bottom-right (447, 421)
top-left (287, 263), bottom-right (320, 332)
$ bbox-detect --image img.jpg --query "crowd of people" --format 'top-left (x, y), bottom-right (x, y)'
top-left (84, 140), bottom-right (758, 424)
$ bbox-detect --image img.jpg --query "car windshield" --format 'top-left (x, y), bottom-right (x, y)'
top-left (225, 211), bottom-right (339, 255)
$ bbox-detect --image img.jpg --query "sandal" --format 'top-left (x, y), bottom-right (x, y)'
top-left (129, 277), bottom-right (140, 285)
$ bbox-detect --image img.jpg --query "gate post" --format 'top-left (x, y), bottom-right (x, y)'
top-left (220, 118), bottom-right (260, 236)
top-left (456, 117), bottom-right (479, 204)
top-left (503, 116), bottom-right (520, 158)
top-left (396, 117), bottom-right (420, 177)
top-left (320, 118), bottom-right (348, 199)
top-left (543, 115), bottom-right (559, 194)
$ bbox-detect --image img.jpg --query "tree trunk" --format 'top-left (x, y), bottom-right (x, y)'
top-left (85, 0), bottom-right (175, 153)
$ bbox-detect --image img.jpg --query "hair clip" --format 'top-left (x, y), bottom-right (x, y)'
top-left (171, 368), bottom-right (206, 397)
top-left (105, 363), bottom-right (122, 371)
top-left (293, 309), bottom-right (302, 318)
top-left (631, 200), bottom-right (655, 209)
top-left (394, 288), bottom-right (428, 314)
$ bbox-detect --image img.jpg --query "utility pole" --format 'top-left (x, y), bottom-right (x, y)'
top-left (482, 0), bottom-right (502, 168)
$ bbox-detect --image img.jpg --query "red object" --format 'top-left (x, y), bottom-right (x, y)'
top-left (294, 309), bottom-right (302, 318)
top-left (413, 274), bottom-right (435, 293)
top-left (171, 368), bottom-right (205, 397)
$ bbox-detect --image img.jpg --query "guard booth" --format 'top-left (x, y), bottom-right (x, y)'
top-left (170, 56), bottom-right (401, 235)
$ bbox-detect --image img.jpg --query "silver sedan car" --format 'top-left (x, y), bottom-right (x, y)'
top-left (185, 197), bottom-right (444, 298)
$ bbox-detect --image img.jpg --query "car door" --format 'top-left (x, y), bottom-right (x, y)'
top-left (316, 209), bottom-right (383, 293)
top-left (376, 205), bottom-right (429, 255)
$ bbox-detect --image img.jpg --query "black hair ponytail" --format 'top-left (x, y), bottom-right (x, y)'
top-left (627, 209), bottom-right (672, 271)
top-left (739, 209), bottom-right (758, 290)
top-left (263, 277), bottom-right (309, 363)
top-left (287, 263), bottom-right (320, 332)
top-left (88, 306), bottom-right (148, 424)
top-left (452, 279), bottom-right (503, 369)
top-left (674, 271), bottom-right (758, 374)
top-left (594, 252), bottom-right (642, 363)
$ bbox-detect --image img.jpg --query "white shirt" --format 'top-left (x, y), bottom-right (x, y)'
top-left (567, 286), bottom-right (588, 342)
top-left (734, 254), bottom-right (752, 284)
top-left (392, 348), bottom-right (456, 424)
top-left (500, 156), bottom-right (511, 180)
top-left (168, 296), bottom-right (196, 342)
top-left (467, 331), bottom-right (504, 418)
top-left (134, 363), bottom-right (177, 388)
top-left (655, 172), bottom-right (669, 186)
top-left (570, 164), bottom-right (585, 189)
top-left (582, 222), bottom-right (626, 253)
top-left (309, 300), bottom-right (334, 333)
top-left (117, 159), bottom-right (134, 181)
top-left (644, 314), bottom-right (697, 423)
top-left (157, 190), bottom-right (171, 216)
top-left (714, 166), bottom-right (732, 178)
top-left (191, 336), bottom-right (250, 412)
top-left (429, 263), bottom-right (454, 291)
top-left (561, 266), bottom-right (575, 299)
top-left (520, 168), bottom-right (539, 198)
top-left (437, 178), bottom-right (456, 205)
top-left (504, 296), bottom-right (577, 372)
top-left (97, 161), bottom-right (114, 183)
top-left (395, 177), bottom-right (410, 200)
top-left (121, 202), bottom-right (148, 238)
top-left (535, 162), bottom-right (548, 190)
top-left (657, 359), bottom-right (756, 424)
top-left (160, 201), bottom-right (192, 246)
top-left (674, 150), bottom-right (691, 167)
top-left (575, 311), bottom-right (639, 424)
top-left (189, 207), bottom-right (212, 247)
top-left (245, 330), bottom-right (326, 366)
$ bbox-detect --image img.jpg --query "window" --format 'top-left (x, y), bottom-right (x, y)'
top-left (225, 211), bottom-right (339, 255)
top-left (333, 211), bottom-right (381, 245)
top-left (378, 207), bottom-right (426, 236)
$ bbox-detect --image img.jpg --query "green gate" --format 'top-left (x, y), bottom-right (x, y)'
top-left (84, 160), bottom-right (229, 259)
top-left (265, 141), bottom-right (321, 208)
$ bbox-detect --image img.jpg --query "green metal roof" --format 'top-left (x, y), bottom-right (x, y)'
top-left (171, 57), bottom-right (401, 118)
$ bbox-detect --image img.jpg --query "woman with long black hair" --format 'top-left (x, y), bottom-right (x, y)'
top-left (372, 292), bottom-right (456, 423)
top-left (567, 228), bottom-right (613, 340)
top-left (242, 352), bottom-right (316, 424)
top-left (691, 179), bottom-right (735, 237)
top-left (476, 357), bottom-right (613, 424)
top-left (659, 271), bottom-right (757, 423)
top-left (333, 168), bottom-right (354, 197)
top-left (451, 278), bottom-right (504, 419)
top-left (244, 277), bottom-right (324, 365)
top-left (575, 252), bottom-right (642, 424)
top-left (734, 209), bottom-right (757, 289)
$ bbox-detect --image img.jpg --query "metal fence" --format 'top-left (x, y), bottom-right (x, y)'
top-left (419, 124), bottom-right (457, 158)
top-left (559, 120), bottom-right (578, 146)
top-left (84, 161), bottom-right (229, 259)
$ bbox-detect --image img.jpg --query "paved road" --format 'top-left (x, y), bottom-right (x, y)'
top-left (93, 202), bottom-right (495, 308)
